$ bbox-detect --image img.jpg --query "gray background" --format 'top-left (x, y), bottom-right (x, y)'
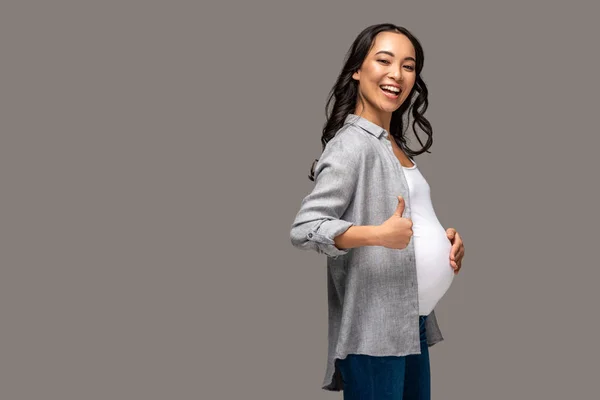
top-left (2, 1), bottom-right (599, 399)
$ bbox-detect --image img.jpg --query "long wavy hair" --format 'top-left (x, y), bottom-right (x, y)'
top-left (308, 23), bottom-right (433, 181)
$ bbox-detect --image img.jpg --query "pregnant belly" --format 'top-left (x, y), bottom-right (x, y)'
top-left (413, 227), bottom-right (455, 308)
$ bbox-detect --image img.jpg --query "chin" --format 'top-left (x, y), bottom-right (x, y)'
top-left (380, 104), bottom-right (399, 113)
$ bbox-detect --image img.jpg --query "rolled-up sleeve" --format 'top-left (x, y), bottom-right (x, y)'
top-left (290, 138), bottom-right (359, 259)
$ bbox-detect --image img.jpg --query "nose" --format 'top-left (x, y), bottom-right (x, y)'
top-left (388, 67), bottom-right (403, 81)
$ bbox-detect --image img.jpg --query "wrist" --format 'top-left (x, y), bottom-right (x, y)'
top-left (368, 225), bottom-right (382, 247)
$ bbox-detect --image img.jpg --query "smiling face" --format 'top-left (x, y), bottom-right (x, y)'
top-left (352, 31), bottom-right (417, 126)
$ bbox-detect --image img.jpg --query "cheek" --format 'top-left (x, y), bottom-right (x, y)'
top-left (363, 64), bottom-right (384, 81)
top-left (360, 74), bottom-right (380, 93)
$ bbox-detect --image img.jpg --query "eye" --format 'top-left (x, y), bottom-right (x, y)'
top-left (405, 65), bottom-right (415, 71)
top-left (377, 59), bottom-right (391, 65)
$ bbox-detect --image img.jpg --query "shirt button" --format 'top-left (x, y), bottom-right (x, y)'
top-left (308, 233), bottom-right (313, 238)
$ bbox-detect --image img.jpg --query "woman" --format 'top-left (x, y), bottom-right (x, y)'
top-left (290, 23), bottom-right (465, 399)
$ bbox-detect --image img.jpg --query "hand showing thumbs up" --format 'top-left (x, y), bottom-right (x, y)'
top-left (375, 196), bottom-right (413, 249)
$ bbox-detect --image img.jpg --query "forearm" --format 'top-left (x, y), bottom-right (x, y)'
top-left (334, 225), bottom-right (381, 250)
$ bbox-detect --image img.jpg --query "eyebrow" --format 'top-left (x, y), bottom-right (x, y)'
top-left (374, 50), bottom-right (416, 62)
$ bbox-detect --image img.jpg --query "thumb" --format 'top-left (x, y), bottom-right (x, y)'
top-left (394, 196), bottom-right (405, 217)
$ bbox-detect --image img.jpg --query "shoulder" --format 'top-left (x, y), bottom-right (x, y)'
top-left (322, 123), bottom-right (374, 163)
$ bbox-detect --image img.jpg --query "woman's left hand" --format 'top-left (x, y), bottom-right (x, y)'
top-left (446, 228), bottom-right (464, 275)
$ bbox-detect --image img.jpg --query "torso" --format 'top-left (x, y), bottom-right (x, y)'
top-left (388, 133), bottom-right (454, 316)
top-left (388, 137), bottom-right (414, 168)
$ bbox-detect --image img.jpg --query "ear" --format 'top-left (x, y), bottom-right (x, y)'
top-left (352, 70), bottom-right (360, 81)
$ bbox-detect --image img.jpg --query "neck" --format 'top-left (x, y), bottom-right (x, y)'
top-left (353, 106), bottom-right (392, 133)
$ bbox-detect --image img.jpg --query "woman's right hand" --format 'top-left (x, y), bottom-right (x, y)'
top-left (375, 196), bottom-right (413, 249)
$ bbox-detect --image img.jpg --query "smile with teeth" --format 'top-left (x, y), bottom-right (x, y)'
top-left (380, 85), bottom-right (400, 98)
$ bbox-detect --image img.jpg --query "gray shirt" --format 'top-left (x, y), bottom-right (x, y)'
top-left (290, 114), bottom-right (444, 392)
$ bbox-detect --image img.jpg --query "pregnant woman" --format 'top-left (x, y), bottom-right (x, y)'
top-left (290, 23), bottom-right (465, 399)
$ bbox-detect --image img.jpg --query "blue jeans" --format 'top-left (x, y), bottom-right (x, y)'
top-left (337, 315), bottom-right (430, 400)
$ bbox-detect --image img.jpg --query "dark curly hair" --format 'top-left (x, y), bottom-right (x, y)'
top-left (308, 23), bottom-right (433, 181)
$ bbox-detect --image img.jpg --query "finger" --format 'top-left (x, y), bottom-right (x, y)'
top-left (394, 196), bottom-right (406, 217)
top-left (457, 247), bottom-right (465, 263)
top-left (451, 243), bottom-right (460, 261)
top-left (452, 231), bottom-right (463, 246)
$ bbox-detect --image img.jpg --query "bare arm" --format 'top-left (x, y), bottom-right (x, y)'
top-left (333, 225), bottom-right (381, 250)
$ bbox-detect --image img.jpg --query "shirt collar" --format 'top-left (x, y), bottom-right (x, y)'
top-left (344, 114), bottom-right (389, 139)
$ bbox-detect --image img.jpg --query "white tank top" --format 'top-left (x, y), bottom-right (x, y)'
top-left (402, 158), bottom-right (454, 315)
